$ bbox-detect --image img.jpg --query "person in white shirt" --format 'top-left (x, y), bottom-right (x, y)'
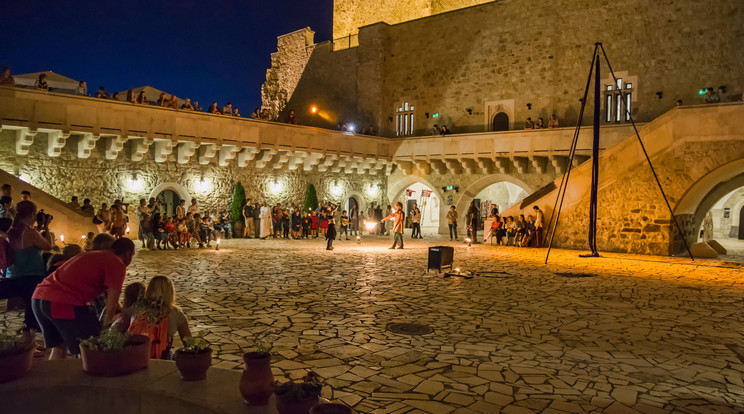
top-left (187, 198), bottom-right (200, 216)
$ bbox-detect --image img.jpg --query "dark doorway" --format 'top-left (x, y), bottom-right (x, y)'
top-left (493, 112), bottom-right (509, 131)
top-left (345, 197), bottom-right (358, 215)
top-left (739, 205), bottom-right (744, 239)
top-left (156, 190), bottom-right (181, 217)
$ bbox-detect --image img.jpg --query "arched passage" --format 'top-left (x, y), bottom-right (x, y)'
top-left (454, 175), bottom-right (533, 227)
top-left (492, 112), bottom-right (509, 131)
top-left (388, 175), bottom-right (447, 234)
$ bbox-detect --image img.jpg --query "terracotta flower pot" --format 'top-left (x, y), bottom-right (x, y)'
top-left (80, 334), bottom-right (150, 377)
top-left (174, 348), bottom-right (212, 381)
top-left (275, 395), bottom-right (319, 414)
top-left (310, 403), bottom-right (352, 414)
top-left (239, 352), bottom-right (274, 405)
top-left (0, 340), bottom-right (35, 383)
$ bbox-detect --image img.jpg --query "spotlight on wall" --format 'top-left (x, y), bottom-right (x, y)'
top-left (655, 91), bottom-right (663, 99)
top-left (526, 103), bottom-right (532, 110)
top-left (270, 180), bottom-right (284, 194)
top-left (126, 174), bottom-right (145, 192)
top-left (310, 105), bottom-right (318, 114)
top-left (195, 177), bottom-right (212, 193)
top-left (366, 185), bottom-right (379, 197)
top-left (331, 182), bottom-right (343, 196)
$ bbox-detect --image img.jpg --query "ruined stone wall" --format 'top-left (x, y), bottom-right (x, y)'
top-left (266, 0), bottom-right (744, 138)
top-left (262, 28), bottom-right (316, 120)
top-left (0, 131), bottom-right (389, 228)
top-left (332, 0), bottom-right (494, 40)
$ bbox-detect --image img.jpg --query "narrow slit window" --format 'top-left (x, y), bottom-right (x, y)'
top-left (616, 95), bottom-right (622, 122)
top-left (605, 95), bottom-right (613, 122)
top-left (625, 93), bottom-right (632, 121)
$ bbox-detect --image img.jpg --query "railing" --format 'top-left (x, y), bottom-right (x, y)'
top-left (332, 34), bottom-right (359, 51)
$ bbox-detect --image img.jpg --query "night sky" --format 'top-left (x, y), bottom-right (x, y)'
top-left (1, 0), bottom-right (332, 113)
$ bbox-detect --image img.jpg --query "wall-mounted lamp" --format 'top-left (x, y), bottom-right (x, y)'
top-left (330, 182), bottom-right (343, 196)
top-left (526, 103), bottom-right (532, 110)
top-left (655, 91), bottom-right (663, 99)
top-left (126, 174), bottom-right (145, 192)
top-left (195, 177), bottom-right (212, 193)
top-left (310, 105), bottom-right (318, 114)
top-left (366, 185), bottom-right (379, 197)
top-left (269, 180), bottom-right (284, 194)
top-left (466, 108), bottom-right (473, 115)
top-left (425, 112), bottom-right (430, 118)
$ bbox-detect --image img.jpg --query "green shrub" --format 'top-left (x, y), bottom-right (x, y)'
top-left (304, 183), bottom-right (318, 212)
top-left (231, 181), bottom-right (246, 222)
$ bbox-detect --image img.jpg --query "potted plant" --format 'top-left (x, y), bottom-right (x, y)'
top-left (79, 327), bottom-right (150, 377)
top-left (304, 184), bottom-right (318, 212)
top-left (0, 322), bottom-right (35, 383)
top-left (231, 181), bottom-right (246, 238)
top-left (274, 371), bottom-right (323, 414)
top-left (174, 331), bottom-right (212, 381)
top-left (239, 338), bottom-right (274, 405)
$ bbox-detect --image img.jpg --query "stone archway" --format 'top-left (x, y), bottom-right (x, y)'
top-left (453, 174), bottom-right (533, 223)
top-left (388, 174), bottom-right (448, 234)
top-left (148, 182), bottom-right (192, 207)
top-left (492, 112), bottom-right (509, 131)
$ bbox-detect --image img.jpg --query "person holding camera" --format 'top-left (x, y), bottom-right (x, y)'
top-left (7, 201), bottom-right (53, 332)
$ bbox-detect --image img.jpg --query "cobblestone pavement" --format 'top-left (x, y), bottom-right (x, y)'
top-left (6, 235), bottom-right (744, 413)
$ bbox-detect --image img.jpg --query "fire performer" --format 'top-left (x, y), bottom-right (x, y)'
top-left (382, 202), bottom-right (405, 250)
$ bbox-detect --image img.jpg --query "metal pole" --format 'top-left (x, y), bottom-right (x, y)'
top-left (585, 54), bottom-right (601, 257)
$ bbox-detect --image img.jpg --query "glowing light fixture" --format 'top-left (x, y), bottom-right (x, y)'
top-left (270, 180), bottom-right (284, 194)
top-left (465, 237), bottom-right (472, 247)
top-left (330, 182), bottom-right (343, 196)
top-left (126, 175), bottom-right (145, 192)
top-left (366, 186), bottom-right (379, 197)
top-left (311, 106), bottom-right (318, 114)
top-left (364, 221), bottom-right (377, 232)
top-left (59, 234), bottom-right (64, 243)
top-left (195, 177), bottom-right (212, 193)
top-left (348, 124), bottom-right (355, 133)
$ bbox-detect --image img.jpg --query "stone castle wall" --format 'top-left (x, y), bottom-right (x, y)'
top-left (0, 130), bottom-right (389, 228)
top-left (266, 0), bottom-right (744, 137)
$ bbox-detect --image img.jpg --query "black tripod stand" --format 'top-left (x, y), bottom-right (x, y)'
top-left (544, 43), bottom-right (694, 264)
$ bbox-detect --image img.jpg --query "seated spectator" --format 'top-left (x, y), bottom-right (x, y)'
top-left (208, 101), bottom-right (220, 114)
top-left (7, 201), bottom-right (53, 333)
top-left (287, 110), bottom-right (298, 124)
top-left (112, 282), bottom-right (146, 334)
top-left (704, 87), bottom-right (720, 103)
top-left (0, 67), bottom-right (15, 86)
top-left (366, 125), bottom-right (376, 136)
top-left (222, 102), bottom-right (233, 115)
top-left (98, 86), bottom-right (110, 99)
top-left (136, 90), bottom-right (149, 105)
top-left (35, 73), bottom-right (49, 90)
top-left (68, 196), bottom-right (81, 210)
top-left (250, 108), bottom-right (260, 119)
top-left (525, 117), bottom-right (535, 129)
top-left (126, 89), bottom-right (135, 104)
top-left (112, 92), bottom-right (120, 100)
top-left (181, 98), bottom-right (194, 110)
top-left (32, 238), bottom-right (136, 359)
top-left (157, 93), bottom-right (168, 107)
top-left (440, 125), bottom-right (450, 135)
top-left (47, 244), bottom-right (83, 274)
top-left (675, 99), bottom-right (683, 106)
top-left (20, 190), bottom-right (30, 201)
top-left (260, 109), bottom-right (270, 120)
top-left (167, 95), bottom-right (179, 109)
top-left (192, 101), bottom-right (202, 111)
top-left (92, 233), bottom-right (115, 250)
top-left (233, 107), bottom-right (240, 117)
top-left (548, 114), bottom-right (559, 128)
top-left (76, 81), bottom-right (87, 96)
top-left (83, 231), bottom-right (95, 251)
top-left (81, 198), bottom-right (95, 215)
top-left (432, 124), bottom-right (440, 135)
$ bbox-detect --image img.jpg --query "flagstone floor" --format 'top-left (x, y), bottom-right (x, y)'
top-left (5, 235), bottom-right (744, 413)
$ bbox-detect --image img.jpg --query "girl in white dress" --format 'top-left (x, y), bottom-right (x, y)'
top-left (260, 202), bottom-right (272, 239)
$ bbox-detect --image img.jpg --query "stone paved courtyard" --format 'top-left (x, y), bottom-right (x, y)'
top-left (5, 236), bottom-right (744, 413)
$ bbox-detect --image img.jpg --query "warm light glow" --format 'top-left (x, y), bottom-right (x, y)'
top-left (464, 238), bottom-right (472, 243)
top-left (270, 181), bottom-right (284, 194)
top-left (348, 124), bottom-right (355, 133)
top-left (455, 268), bottom-right (461, 272)
top-left (126, 176), bottom-right (145, 192)
top-left (195, 178), bottom-right (212, 194)
top-left (81, 235), bottom-right (86, 239)
top-left (59, 234), bottom-right (64, 243)
top-left (330, 183), bottom-right (343, 196)
top-left (311, 106), bottom-right (318, 114)
top-left (366, 186), bottom-right (379, 197)
top-left (215, 238), bottom-right (221, 251)
top-left (125, 226), bottom-right (130, 234)
top-left (364, 221), bottom-right (377, 231)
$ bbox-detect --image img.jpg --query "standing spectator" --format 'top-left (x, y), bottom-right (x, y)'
top-left (35, 73), bottom-right (49, 90)
top-left (0, 67), bottom-right (15, 86)
top-left (7, 201), bottom-right (53, 333)
top-left (252, 201), bottom-right (261, 238)
top-left (187, 198), bottom-right (200, 216)
top-left (259, 202), bottom-right (271, 239)
top-left (548, 114), bottom-right (559, 128)
top-left (338, 210), bottom-right (349, 240)
top-left (208, 102), bottom-right (220, 114)
top-left (175, 199), bottom-right (186, 220)
top-left (0, 196), bottom-right (14, 219)
top-left (533, 205), bottom-right (544, 247)
top-left (222, 102), bottom-right (233, 115)
top-left (447, 206), bottom-right (458, 241)
top-left (158, 93), bottom-right (168, 107)
top-left (136, 90), bottom-right (149, 105)
top-left (20, 190), bottom-right (30, 201)
top-left (536, 117), bottom-right (545, 129)
top-left (524, 118), bottom-right (535, 129)
top-left (272, 203), bottom-right (283, 238)
top-left (76, 81), bottom-right (87, 96)
top-left (94, 203), bottom-right (111, 233)
top-left (109, 205), bottom-right (126, 239)
top-left (81, 198), bottom-right (95, 215)
top-left (704, 87), bottom-right (720, 103)
top-left (181, 98), bottom-right (194, 110)
top-left (349, 204), bottom-right (358, 235)
top-left (97, 86), bottom-right (110, 99)
top-left (410, 204), bottom-right (422, 239)
top-left (287, 110), bottom-right (298, 124)
top-left (32, 238), bottom-right (135, 359)
top-left (243, 198), bottom-right (255, 238)
top-left (111, 92), bottom-right (120, 101)
top-left (68, 196), bottom-right (81, 210)
top-left (251, 108), bottom-right (260, 119)
top-left (383, 202), bottom-right (405, 249)
top-left (466, 200), bottom-right (480, 243)
top-left (260, 109), bottom-right (270, 120)
top-left (440, 125), bottom-right (450, 135)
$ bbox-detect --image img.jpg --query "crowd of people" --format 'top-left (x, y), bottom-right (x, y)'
top-left (477, 204), bottom-right (545, 247)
